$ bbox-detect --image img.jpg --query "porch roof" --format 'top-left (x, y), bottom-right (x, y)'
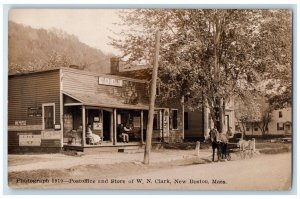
top-left (63, 90), bottom-right (150, 110)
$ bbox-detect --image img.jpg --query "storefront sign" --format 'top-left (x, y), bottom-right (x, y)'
top-left (15, 120), bottom-right (26, 126)
top-left (27, 107), bottom-right (42, 117)
top-left (98, 77), bottom-right (123, 87)
top-left (8, 125), bottom-right (42, 131)
top-left (41, 130), bottom-right (61, 140)
top-left (19, 134), bottom-right (41, 146)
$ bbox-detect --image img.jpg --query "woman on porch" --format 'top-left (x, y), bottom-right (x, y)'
top-left (86, 124), bottom-right (102, 145)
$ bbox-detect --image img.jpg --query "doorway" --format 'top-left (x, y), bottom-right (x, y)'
top-left (103, 110), bottom-right (111, 141)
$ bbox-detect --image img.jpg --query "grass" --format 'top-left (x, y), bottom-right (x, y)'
top-left (163, 140), bottom-right (292, 155)
top-left (163, 142), bottom-right (211, 150)
top-left (259, 147), bottom-right (290, 154)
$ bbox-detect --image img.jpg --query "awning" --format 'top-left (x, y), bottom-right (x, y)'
top-left (63, 90), bottom-right (150, 110)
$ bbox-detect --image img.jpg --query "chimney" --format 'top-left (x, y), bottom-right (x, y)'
top-left (110, 57), bottom-right (119, 75)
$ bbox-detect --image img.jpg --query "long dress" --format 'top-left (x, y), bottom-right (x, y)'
top-left (87, 128), bottom-right (101, 144)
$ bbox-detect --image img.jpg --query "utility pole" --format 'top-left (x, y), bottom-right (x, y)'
top-left (144, 31), bottom-right (161, 165)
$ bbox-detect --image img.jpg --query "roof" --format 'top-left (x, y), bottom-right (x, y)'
top-left (116, 68), bottom-right (152, 81)
top-left (63, 90), bottom-right (150, 110)
top-left (62, 67), bottom-right (148, 84)
top-left (8, 67), bottom-right (60, 76)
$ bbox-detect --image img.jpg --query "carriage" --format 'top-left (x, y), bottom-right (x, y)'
top-left (225, 132), bottom-right (255, 161)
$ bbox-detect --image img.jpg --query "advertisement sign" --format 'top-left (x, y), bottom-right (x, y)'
top-left (19, 134), bottom-right (41, 146)
top-left (41, 130), bottom-right (61, 140)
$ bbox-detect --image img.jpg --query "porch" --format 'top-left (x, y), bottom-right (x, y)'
top-left (62, 92), bottom-right (169, 152)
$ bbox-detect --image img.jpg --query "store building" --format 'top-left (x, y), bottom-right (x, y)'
top-left (8, 67), bottom-right (183, 153)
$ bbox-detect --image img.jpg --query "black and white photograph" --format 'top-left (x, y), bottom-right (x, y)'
top-left (6, 7), bottom-right (293, 191)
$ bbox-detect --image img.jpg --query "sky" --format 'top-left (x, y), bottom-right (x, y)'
top-left (9, 9), bottom-right (123, 55)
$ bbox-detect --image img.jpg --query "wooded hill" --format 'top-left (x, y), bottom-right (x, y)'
top-left (8, 21), bottom-right (112, 74)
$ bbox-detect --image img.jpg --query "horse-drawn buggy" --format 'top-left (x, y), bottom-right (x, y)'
top-left (207, 129), bottom-right (255, 162)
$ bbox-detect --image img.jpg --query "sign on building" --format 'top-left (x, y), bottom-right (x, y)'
top-left (15, 120), bottom-right (26, 126)
top-left (19, 134), bottom-right (42, 146)
top-left (41, 131), bottom-right (61, 140)
top-left (98, 77), bottom-right (123, 87)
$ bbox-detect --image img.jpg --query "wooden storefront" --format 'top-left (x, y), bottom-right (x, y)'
top-left (8, 67), bottom-right (180, 153)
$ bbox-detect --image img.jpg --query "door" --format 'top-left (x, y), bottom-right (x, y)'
top-left (103, 110), bottom-right (111, 141)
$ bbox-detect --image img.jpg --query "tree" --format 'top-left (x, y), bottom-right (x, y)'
top-left (257, 10), bottom-right (292, 109)
top-left (111, 9), bottom-right (292, 133)
top-left (235, 96), bottom-right (272, 138)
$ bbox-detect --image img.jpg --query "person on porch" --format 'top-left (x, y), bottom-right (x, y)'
top-left (118, 123), bottom-right (130, 143)
top-left (86, 124), bottom-right (101, 145)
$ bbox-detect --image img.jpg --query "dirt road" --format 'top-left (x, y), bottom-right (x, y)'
top-left (10, 152), bottom-right (291, 190)
top-left (116, 153), bottom-right (291, 191)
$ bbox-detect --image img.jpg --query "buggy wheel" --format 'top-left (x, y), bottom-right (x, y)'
top-left (240, 151), bottom-right (246, 159)
top-left (249, 150), bottom-right (254, 158)
top-left (227, 154), bottom-right (231, 161)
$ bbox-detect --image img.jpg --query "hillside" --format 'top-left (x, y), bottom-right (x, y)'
top-left (8, 21), bottom-right (112, 74)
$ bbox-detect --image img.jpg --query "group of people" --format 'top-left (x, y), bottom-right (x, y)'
top-left (78, 123), bottom-right (133, 145)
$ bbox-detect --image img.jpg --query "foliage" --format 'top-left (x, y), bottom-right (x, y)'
top-left (235, 96), bottom-right (272, 137)
top-left (111, 9), bottom-right (291, 132)
top-left (258, 10), bottom-right (292, 109)
top-left (8, 21), bottom-right (112, 74)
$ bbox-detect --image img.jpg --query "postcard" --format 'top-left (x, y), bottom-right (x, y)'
top-left (6, 7), bottom-right (292, 191)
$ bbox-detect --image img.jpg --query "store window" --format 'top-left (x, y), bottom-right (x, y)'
top-left (43, 103), bottom-right (55, 129)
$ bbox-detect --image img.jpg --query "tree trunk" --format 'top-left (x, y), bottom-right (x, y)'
top-left (144, 31), bottom-right (161, 165)
top-left (219, 98), bottom-right (225, 133)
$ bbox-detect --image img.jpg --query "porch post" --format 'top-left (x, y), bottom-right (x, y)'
top-left (82, 105), bottom-right (86, 147)
top-left (141, 110), bottom-right (144, 144)
top-left (113, 108), bottom-right (117, 145)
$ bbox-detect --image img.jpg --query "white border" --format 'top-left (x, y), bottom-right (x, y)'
top-left (1, 1), bottom-right (299, 198)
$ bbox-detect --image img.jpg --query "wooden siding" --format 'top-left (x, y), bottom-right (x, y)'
top-left (62, 68), bottom-right (149, 106)
top-left (8, 70), bottom-right (60, 126)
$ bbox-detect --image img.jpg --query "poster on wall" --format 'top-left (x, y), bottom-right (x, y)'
top-left (133, 117), bottom-right (140, 128)
top-left (41, 131), bottom-right (61, 140)
top-left (93, 122), bottom-right (102, 130)
top-left (19, 134), bottom-right (41, 146)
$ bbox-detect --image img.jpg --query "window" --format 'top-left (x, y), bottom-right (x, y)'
top-left (277, 122), bottom-right (284, 131)
top-left (156, 84), bottom-right (160, 96)
top-left (170, 109), bottom-right (178, 130)
top-left (184, 112), bottom-right (189, 130)
top-left (279, 111), bottom-right (283, 118)
top-left (254, 127), bottom-right (258, 131)
top-left (153, 112), bottom-right (159, 130)
top-left (246, 127), bottom-right (250, 131)
top-left (42, 103), bottom-right (55, 129)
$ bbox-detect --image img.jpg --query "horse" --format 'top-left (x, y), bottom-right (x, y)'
top-left (206, 128), bottom-right (229, 161)
top-left (238, 138), bottom-right (255, 159)
top-left (207, 128), bottom-right (222, 162)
